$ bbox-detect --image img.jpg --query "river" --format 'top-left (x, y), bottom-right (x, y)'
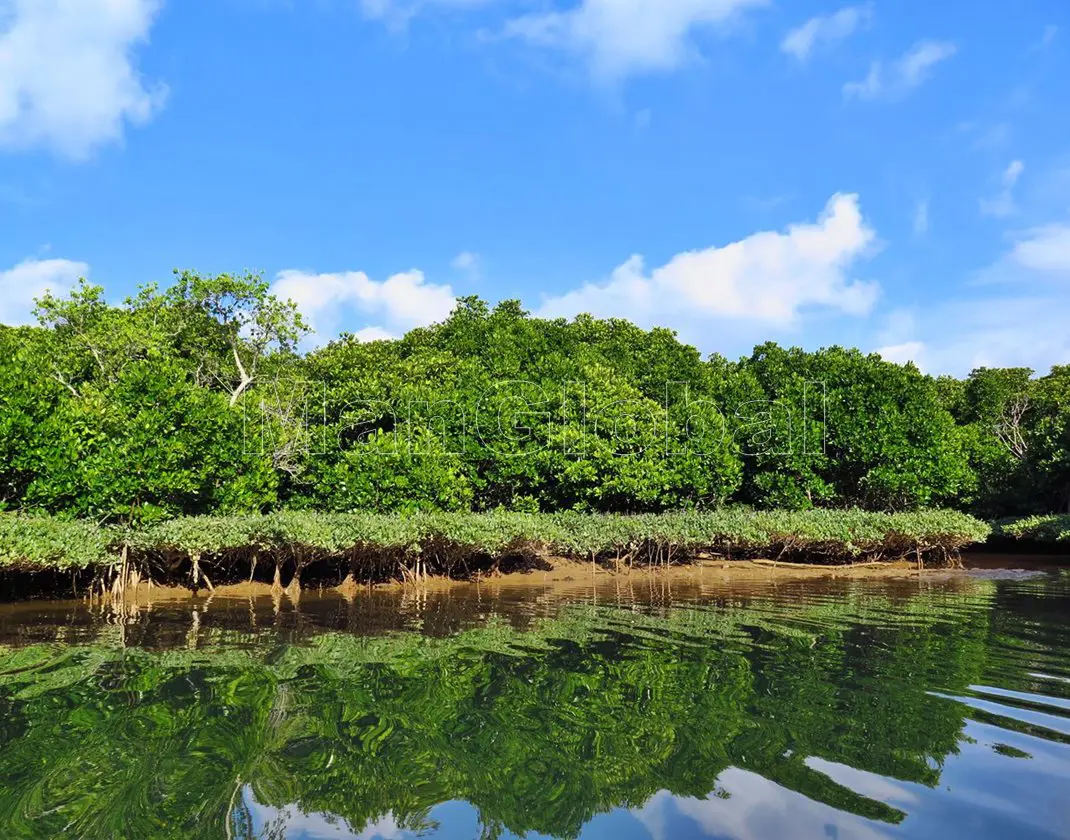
top-left (0, 559), bottom-right (1066, 839)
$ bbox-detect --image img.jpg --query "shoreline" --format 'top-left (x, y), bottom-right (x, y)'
top-left (0, 509), bottom-right (993, 600)
top-left (3, 509), bottom-right (1061, 604)
top-left (41, 553), bottom-right (1062, 608)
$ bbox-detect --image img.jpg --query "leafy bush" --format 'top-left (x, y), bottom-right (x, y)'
top-left (993, 515), bottom-right (1070, 544)
top-left (0, 509), bottom-right (991, 578)
top-left (0, 516), bottom-right (115, 570)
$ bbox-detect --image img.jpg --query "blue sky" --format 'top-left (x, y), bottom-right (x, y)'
top-left (1, 0), bottom-right (1068, 374)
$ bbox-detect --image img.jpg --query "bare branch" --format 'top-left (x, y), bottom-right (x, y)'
top-left (49, 371), bottom-right (81, 399)
top-left (995, 394), bottom-right (1030, 460)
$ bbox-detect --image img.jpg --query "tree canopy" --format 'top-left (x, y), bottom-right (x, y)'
top-left (1, 271), bottom-right (1067, 522)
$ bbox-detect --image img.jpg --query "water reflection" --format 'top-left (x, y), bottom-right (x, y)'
top-left (0, 567), bottom-right (1066, 839)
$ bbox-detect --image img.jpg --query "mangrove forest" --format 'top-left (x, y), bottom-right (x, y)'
top-left (0, 271), bottom-right (1067, 584)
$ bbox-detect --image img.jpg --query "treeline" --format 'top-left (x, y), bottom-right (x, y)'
top-left (0, 271), bottom-right (1067, 523)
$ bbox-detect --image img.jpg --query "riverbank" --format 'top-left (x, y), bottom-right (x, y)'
top-left (76, 555), bottom-right (949, 608)
top-left (0, 509), bottom-right (991, 600)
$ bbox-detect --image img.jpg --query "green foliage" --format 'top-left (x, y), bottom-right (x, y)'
top-left (0, 509), bottom-right (990, 576)
top-left (297, 428), bottom-right (474, 514)
top-left (727, 343), bottom-right (972, 511)
top-left (1027, 366), bottom-right (1070, 514)
top-left (0, 516), bottom-right (113, 570)
top-left (1, 274), bottom-right (1068, 522)
top-left (949, 368), bottom-right (1035, 517)
top-left (993, 515), bottom-right (1070, 544)
top-left (0, 328), bottom-right (62, 509)
top-left (303, 299), bottom-right (742, 513)
top-left (163, 269), bottom-right (309, 406)
top-left (23, 358), bottom-right (277, 521)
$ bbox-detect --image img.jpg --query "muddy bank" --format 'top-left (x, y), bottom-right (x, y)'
top-left (72, 555), bottom-right (973, 609)
top-left (0, 556), bottom-right (1041, 650)
top-left (0, 509), bottom-right (993, 603)
top-left (8, 546), bottom-right (1054, 604)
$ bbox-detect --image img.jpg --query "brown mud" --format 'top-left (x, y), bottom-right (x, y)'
top-left (1, 547), bottom-right (1063, 606)
top-left (82, 555), bottom-right (991, 606)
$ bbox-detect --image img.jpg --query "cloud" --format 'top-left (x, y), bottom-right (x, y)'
top-left (450, 250), bottom-right (482, 279)
top-left (352, 326), bottom-right (398, 343)
top-left (635, 768), bottom-right (891, 840)
top-left (781, 4), bottom-right (872, 63)
top-left (875, 341), bottom-right (927, 369)
top-left (0, 257), bottom-right (88, 326)
top-left (1010, 224), bottom-right (1070, 273)
top-left (844, 40), bottom-right (956, 101)
top-left (538, 193), bottom-right (880, 331)
top-left (241, 785), bottom-right (400, 840)
top-left (843, 61), bottom-right (882, 99)
top-left (874, 226), bottom-right (1070, 374)
top-left (271, 267), bottom-right (456, 346)
top-left (909, 296), bottom-right (1070, 375)
top-left (979, 159), bottom-right (1025, 218)
top-left (502, 0), bottom-right (768, 80)
top-left (898, 40), bottom-right (957, 85)
top-left (958, 121), bottom-right (1013, 152)
top-left (0, 0), bottom-right (165, 159)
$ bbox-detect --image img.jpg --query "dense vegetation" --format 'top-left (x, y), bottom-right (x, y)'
top-left (1, 271), bottom-right (1066, 524)
top-left (993, 515), bottom-right (1070, 545)
top-left (0, 509), bottom-right (990, 587)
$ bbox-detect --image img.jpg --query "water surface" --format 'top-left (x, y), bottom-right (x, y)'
top-left (0, 564), bottom-right (1067, 839)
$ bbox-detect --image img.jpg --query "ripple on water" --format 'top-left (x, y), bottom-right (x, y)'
top-left (0, 565), bottom-right (1067, 839)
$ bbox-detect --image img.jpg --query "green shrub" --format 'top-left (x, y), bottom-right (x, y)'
top-left (0, 516), bottom-right (115, 570)
top-left (0, 509), bottom-right (991, 578)
top-left (993, 515), bottom-right (1070, 544)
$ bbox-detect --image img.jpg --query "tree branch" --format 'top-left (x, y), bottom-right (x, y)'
top-left (50, 371), bottom-right (81, 399)
top-left (229, 339), bottom-right (254, 407)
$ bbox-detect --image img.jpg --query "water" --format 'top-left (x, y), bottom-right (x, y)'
top-left (0, 564), bottom-right (1068, 839)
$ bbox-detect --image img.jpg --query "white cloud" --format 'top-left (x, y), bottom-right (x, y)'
top-left (1010, 224), bottom-right (1070, 273)
top-left (1004, 160), bottom-right (1025, 185)
top-left (242, 785), bottom-right (402, 840)
top-left (352, 326), bottom-right (398, 342)
top-left (898, 40), bottom-right (957, 85)
top-left (843, 61), bottom-right (882, 99)
top-left (538, 193), bottom-right (880, 330)
top-left (875, 340), bottom-right (927, 369)
top-left (781, 4), bottom-right (872, 63)
top-left (0, 0), bottom-right (165, 159)
top-left (450, 250), bottom-right (482, 279)
top-left (636, 768), bottom-right (891, 840)
top-left (0, 257), bottom-right (87, 325)
top-left (804, 757), bottom-right (919, 809)
top-left (271, 267), bottom-right (456, 346)
top-left (844, 40), bottom-right (956, 101)
top-left (980, 159), bottom-right (1025, 218)
top-left (502, 0), bottom-right (768, 80)
top-left (876, 226), bottom-right (1070, 375)
top-left (915, 296), bottom-right (1070, 374)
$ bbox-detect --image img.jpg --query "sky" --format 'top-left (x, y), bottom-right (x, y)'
top-left (1, 0), bottom-right (1068, 376)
